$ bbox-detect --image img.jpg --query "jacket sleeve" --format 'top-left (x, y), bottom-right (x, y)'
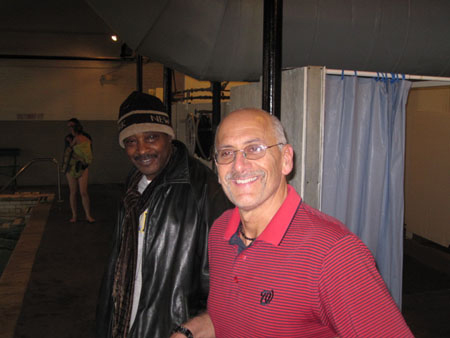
top-left (195, 170), bottom-right (233, 312)
top-left (205, 180), bottom-right (233, 228)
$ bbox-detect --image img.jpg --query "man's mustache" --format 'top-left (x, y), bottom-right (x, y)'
top-left (225, 170), bottom-right (265, 181)
top-left (134, 153), bottom-right (157, 162)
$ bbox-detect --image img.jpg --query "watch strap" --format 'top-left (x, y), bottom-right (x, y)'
top-left (172, 325), bottom-right (194, 338)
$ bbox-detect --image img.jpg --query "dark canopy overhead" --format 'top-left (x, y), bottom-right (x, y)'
top-left (87, 0), bottom-right (450, 81)
top-left (2, 0), bottom-right (449, 82)
top-left (0, 0), bottom-right (121, 59)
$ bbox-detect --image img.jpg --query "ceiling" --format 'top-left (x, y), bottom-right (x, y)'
top-left (2, 0), bottom-right (450, 81)
top-left (0, 0), bottom-right (121, 59)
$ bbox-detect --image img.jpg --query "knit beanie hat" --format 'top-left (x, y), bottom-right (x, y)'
top-left (118, 91), bottom-right (175, 148)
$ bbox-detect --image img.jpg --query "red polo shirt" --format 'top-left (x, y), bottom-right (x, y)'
top-left (208, 185), bottom-right (413, 337)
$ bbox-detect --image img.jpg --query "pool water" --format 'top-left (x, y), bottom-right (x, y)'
top-left (0, 194), bottom-right (42, 277)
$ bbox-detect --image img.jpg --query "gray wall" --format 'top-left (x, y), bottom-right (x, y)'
top-left (0, 121), bottom-right (131, 187)
top-left (0, 102), bottom-right (232, 187)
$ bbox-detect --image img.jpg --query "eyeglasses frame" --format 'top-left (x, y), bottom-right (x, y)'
top-left (214, 142), bottom-right (285, 165)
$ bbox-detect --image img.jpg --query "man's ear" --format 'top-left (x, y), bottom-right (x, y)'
top-left (281, 144), bottom-right (294, 176)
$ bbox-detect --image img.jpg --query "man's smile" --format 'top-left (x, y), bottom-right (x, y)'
top-left (226, 170), bottom-right (265, 186)
top-left (234, 176), bottom-right (258, 184)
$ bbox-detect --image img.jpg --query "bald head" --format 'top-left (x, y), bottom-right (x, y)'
top-left (215, 108), bottom-right (287, 151)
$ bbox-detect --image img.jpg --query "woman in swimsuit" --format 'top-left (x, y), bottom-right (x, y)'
top-left (63, 118), bottom-right (95, 223)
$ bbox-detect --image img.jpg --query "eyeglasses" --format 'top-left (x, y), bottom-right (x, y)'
top-left (214, 143), bottom-right (285, 165)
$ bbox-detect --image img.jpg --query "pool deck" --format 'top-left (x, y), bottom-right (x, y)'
top-left (0, 185), bottom-right (122, 338)
top-left (0, 184), bottom-right (449, 338)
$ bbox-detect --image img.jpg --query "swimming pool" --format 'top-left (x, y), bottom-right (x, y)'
top-left (0, 193), bottom-right (49, 277)
top-left (0, 192), bottom-right (54, 337)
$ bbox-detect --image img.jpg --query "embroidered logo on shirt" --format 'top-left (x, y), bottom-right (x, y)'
top-left (260, 289), bottom-right (274, 305)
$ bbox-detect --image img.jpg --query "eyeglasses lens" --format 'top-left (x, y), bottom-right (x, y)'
top-left (216, 144), bottom-right (267, 164)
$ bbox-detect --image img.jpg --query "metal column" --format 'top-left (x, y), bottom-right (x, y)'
top-left (211, 81), bottom-right (221, 133)
top-left (262, 0), bottom-right (283, 118)
top-left (136, 54), bottom-right (143, 92)
top-left (163, 67), bottom-right (173, 116)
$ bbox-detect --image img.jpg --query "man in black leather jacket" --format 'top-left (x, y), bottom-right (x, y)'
top-left (96, 91), bottom-right (231, 338)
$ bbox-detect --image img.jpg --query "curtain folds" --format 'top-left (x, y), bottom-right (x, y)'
top-left (321, 75), bottom-right (412, 307)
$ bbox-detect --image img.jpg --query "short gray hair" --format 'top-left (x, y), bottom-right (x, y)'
top-left (269, 114), bottom-right (288, 146)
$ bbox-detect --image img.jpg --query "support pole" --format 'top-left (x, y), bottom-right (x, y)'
top-left (211, 81), bottom-right (221, 134)
top-left (163, 67), bottom-right (173, 116)
top-left (136, 54), bottom-right (143, 92)
top-left (262, 0), bottom-right (283, 118)
top-left (211, 81), bottom-right (222, 158)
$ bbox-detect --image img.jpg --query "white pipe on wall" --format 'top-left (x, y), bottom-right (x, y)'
top-left (326, 68), bottom-right (450, 82)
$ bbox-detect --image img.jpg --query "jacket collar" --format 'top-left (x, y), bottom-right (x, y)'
top-left (161, 140), bottom-right (191, 184)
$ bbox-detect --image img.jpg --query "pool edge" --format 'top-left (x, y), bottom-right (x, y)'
top-left (0, 193), bottom-right (54, 338)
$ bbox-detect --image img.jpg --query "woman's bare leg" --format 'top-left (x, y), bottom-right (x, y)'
top-left (66, 172), bottom-right (78, 222)
top-left (78, 168), bottom-right (95, 222)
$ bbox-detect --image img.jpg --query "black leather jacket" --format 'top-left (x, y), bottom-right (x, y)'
top-left (96, 141), bottom-right (231, 338)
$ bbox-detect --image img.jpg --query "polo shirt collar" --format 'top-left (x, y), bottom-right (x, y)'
top-left (223, 185), bottom-right (301, 246)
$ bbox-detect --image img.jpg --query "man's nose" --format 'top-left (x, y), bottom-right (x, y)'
top-left (136, 140), bottom-right (147, 154)
top-left (232, 150), bottom-right (248, 169)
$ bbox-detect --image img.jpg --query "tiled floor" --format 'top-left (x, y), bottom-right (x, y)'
top-left (0, 184), bottom-right (449, 338)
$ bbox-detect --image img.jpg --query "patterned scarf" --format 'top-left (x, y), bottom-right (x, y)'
top-left (111, 169), bottom-right (155, 338)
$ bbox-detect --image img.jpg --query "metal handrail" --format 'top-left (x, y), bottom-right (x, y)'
top-left (0, 157), bottom-right (62, 202)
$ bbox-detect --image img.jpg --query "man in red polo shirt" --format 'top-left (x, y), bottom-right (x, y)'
top-left (171, 108), bottom-right (413, 338)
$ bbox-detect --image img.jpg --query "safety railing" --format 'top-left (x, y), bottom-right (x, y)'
top-left (0, 157), bottom-right (62, 202)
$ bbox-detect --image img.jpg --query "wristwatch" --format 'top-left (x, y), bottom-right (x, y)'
top-left (172, 325), bottom-right (194, 338)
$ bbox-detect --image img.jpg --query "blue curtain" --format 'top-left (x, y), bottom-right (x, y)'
top-left (321, 75), bottom-right (411, 307)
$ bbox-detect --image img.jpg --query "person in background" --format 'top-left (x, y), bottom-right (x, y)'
top-left (172, 108), bottom-right (413, 338)
top-left (63, 118), bottom-right (95, 223)
top-left (95, 91), bottom-right (232, 338)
